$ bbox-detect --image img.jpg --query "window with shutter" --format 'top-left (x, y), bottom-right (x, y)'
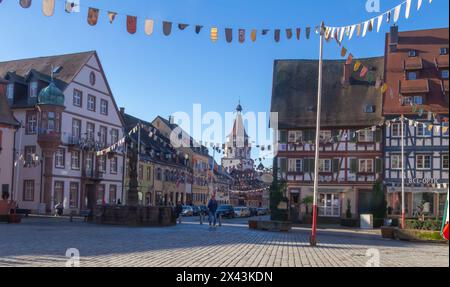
top-left (350, 130), bottom-right (357, 143)
top-left (350, 158), bottom-right (358, 173)
top-left (279, 131), bottom-right (287, 143)
top-left (332, 159), bottom-right (340, 172)
top-left (375, 129), bottom-right (382, 143)
top-left (375, 158), bottom-right (382, 173)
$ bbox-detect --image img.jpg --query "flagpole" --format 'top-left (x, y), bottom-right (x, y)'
top-left (401, 115), bottom-right (406, 229)
top-left (310, 21), bottom-right (325, 247)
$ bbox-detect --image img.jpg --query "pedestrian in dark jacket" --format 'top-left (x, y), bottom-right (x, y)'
top-left (207, 196), bottom-right (218, 227)
top-left (175, 202), bottom-right (183, 224)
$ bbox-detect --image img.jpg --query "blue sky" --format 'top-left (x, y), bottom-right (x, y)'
top-left (0, 0), bottom-right (448, 165)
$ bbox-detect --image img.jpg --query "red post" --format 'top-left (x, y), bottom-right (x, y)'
top-left (310, 204), bottom-right (318, 246)
top-left (401, 211), bottom-right (406, 229)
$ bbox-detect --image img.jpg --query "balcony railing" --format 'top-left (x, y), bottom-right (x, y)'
top-left (82, 170), bottom-right (104, 181)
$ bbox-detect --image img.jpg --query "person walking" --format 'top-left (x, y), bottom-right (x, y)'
top-left (207, 195), bottom-right (218, 227)
top-left (175, 201), bottom-right (183, 224)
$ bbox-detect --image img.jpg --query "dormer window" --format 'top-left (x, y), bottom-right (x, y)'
top-left (29, 81), bottom-right (38, 98)
top-left (408, 50), bottom-right (417, 57)
top-left (6, 83), bottom-right (14, 99)
top-left (440, 48), bottom-right (448, 55)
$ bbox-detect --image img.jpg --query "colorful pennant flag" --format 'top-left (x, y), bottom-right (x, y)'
top-left (210, 27), bottom-right (218, 42)
top-left (20, 0), bottom-right (32, 8)
top-left (127, 16), bottom-right (137, 34)
top-left (108, 11), bottom-right (117, 23)
top-left (42, 0), bottom-right (55, 17)
top-left (144, 19), bottom-right (154, 36)
top-left (87, 8), bottom-right (99, 26)
top-left (239, 29), bottom-right (245, 43)
top-left (163, 21), bottom-right (172, 36)
top-left (225, 28), bottom-right (233, 43)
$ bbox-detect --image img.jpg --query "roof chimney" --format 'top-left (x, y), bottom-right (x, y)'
top-left (389, 25), bottom-right (399, 53)
top-left (120, 107), bottom-right (125, 115)
top-left (342, 63), bottom-right (352, 85)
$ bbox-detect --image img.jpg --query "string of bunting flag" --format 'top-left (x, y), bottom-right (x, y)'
top-left (324, 0), bottom-right (433, 42)
top-left (9, 0), bottom-right (318, 43)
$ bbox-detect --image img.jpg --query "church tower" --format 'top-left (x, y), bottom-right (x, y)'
top-left (222, 102), bottom-right (254, 172)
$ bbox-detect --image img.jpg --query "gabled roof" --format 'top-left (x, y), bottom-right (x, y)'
top-left (271, 57), bottom-right (385, 129)
top-left (154, 115), bottom-right (209, 156)
top-left (0, 51), bottom-right (96, 88)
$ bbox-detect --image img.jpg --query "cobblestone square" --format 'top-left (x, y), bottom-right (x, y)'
top-left (0, 217), bottom-right (448, 267)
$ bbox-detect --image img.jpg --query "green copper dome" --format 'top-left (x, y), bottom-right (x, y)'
top-left (38, 82), bottom-right (65, 106)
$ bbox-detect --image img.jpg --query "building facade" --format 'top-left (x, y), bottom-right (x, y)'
top-left (383, 27), bottom-right (449, 218)
top-left (0, 51), bottom-right (125, 214)
top-left (271, 58), bottom-right (385, 222)
top-left (123, 112), bottom-right (191, 206)
top-left (0, 78), bottom-right (20, 198)
top-left (152, 116), bottom-right (210, 206)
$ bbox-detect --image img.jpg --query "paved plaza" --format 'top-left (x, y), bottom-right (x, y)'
top-left (0, 216), bottom-right (448, 267)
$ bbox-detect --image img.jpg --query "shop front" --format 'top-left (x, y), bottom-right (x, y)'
top-left (387, 185), bottom-right (448, 218)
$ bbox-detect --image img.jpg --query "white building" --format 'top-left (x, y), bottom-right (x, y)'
top-left (0, 51), bottom-right (125, 214)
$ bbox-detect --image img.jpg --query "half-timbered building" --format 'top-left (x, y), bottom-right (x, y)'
top-left (383, 27), bottom-right (449, 218)
top-left (271, 57), bottom-right (385, 222)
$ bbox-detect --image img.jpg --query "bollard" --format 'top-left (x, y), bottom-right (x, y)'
top-left (200, 213), bottom-right (203, 225)
top-left (218, 214), bottom-right (222, 227)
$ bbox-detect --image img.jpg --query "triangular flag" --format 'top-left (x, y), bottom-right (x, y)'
top-left (386, 11), bottom-right (391, 23)
top-left (356, 23), bottom-right (362, 37)
top-left (362, 21), bottom-right (369, 37)
top-left (262, 29), bottom-right (270, 35)
top-left (377, 15), bottom-right (384, 32)
top-left (274, 29), bottom-right (281, 42)
top-left (127, 16), bottom-right (137, 35)
top-left (346, 53), bottom-right (353, 65)
top-left (341, 47), bottom-right (347, 57)
top-left (354, 61), bottom-right (362, 72)
top-left (306, 27), bottom-right (311, 39)
top-left (286, 29), bottom-right (293, 40)
top-left (394, 4), bottom-right (402, 23)
top-left (87, 7), bottom-right (99, 26)
top-left (42, 0), bottom-right (55, 17)
top-left (349, 25), bottom-right (356, 39)
top-left (360, 66), bottom-right (369, 78)
top-left (418, 0), bottom-right (423, 10)
top-left (144, 19), bottom-right (154, 36)
top-left (195, 25), bottom-right (203, 34)
top-left (178, 24), bottom-right (189, 30)
top-left (296, 28), bottom-right (301, 40)
top-left (405, 0), bottom-right (412, 19)
top-left (65, 1), bottom-right (76, 13)
top-left (108, 12), bottom-right (117, 24)
top-left (339, 27), bottom-right (345, 42)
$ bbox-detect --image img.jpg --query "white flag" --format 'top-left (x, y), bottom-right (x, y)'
top-left (377, 14), bottom-right (384, 32)
top-left (405, 0), bottom-right (412, 19)
top-left (394, 4), bottom-right (402, 22)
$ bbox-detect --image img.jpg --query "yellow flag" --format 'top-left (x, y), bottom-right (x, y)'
top-left (354, 61), bottom-right (362, 72)
top-left (211, 27), bottom-right (218, 42)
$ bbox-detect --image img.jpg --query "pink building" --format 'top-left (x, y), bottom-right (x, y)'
top-left (0, 51), bottom-right (125, 214)
top-left (0, 78), bottom-right (20, 198)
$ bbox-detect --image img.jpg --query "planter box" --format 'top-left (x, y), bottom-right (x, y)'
top-left (256, 220), bottom-right (291, 232)
top-left (397, 229), bottom-right (446, 242)
top-left (381, 226), bottom-right (398, 239)
top-left (8, 214), bottom-right (22, 224)
top-left (248, 220), bottom-right (258, 230)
